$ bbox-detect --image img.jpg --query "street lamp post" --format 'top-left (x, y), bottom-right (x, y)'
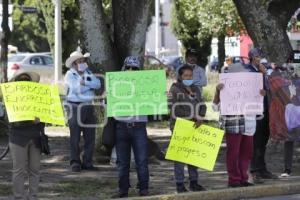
top-left (155, 0), bottom-right (159, 58)
top-left (53, 0), bottom-right (62, 83)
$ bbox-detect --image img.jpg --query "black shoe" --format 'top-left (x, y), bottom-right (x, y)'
top-left (81, 165), bottom-right (98, 171)
top-left (176, 183), bottom-right (188, 193)
top-left (71, 165), bottom-right (81, 172)
top-left (259, 170), bottom-right (278, 179)
top-left (139, 189), bottom-right (149, 196)
top-left (111, 192), bottom-right (128, 198)
top-left (252, 173), bottom-right (264, 184)
top-left (189, 181), bottom-right (206, 191)
top-left (228, 183), bottom-right (242, 188)
top-left (241, 182), bottom-right (254, 187)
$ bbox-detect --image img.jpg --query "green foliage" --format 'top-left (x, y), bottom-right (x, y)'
top-left (11, 0), bottom-right (82, 67)
top-left (11, 0), bottom-right (49, 52)
top-left (36, 0), bottom-right (82, 66)
top-left (171, 0), bottom-right (243, 66)
top-left (198, 0), bottom-right (243, 38)
top-left (171, 0), bottom-right (212, 66)
top-left (172, 0), bottom-right (242, 41)
top-left (172, 0), bottom-right (209, 46)
top-left (202, 72), bottom-right (218, 101)
top-left (0, 184), bottom-right (11, 196)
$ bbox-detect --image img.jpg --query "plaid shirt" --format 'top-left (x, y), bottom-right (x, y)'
top-left (220, 115), bottom-right (245, 134)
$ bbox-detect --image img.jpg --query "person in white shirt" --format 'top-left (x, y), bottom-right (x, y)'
top-left (64, 51), bottom-right (101, 172)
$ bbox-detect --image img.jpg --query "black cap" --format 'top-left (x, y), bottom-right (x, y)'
top-left (185, 48), bottom-right (198, 57)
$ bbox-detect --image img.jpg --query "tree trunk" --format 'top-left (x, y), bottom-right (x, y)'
top-left (79, 0), bottom-right (162, 162)
top-left (217, 34), bottom-right (225, 72)
top-left (113, 0), bottom-right (152, 66)
top-left (233, 0), bottom-right (300, 64)
top-left (79, 0), bottom-right (118, 72)
top-left (0, 0), bottom-right (10, 83)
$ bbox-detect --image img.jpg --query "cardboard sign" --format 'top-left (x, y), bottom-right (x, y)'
top-left (106, 70), bottom-right (168, 117)
top-left (219, 72), bottom-right (263, 115)
top-left (1, 82), bottom-right (65, 125)
top-left (165, 118), bottom-right (224, 171)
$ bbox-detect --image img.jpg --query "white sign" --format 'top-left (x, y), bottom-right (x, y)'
top-left (219, 72), bottom-right (264, 115)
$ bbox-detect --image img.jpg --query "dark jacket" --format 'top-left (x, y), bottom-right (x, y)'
top-left (9, 121), bottom-right (45, 148)
top-left (246, 64), bottom-right (269, 111)
top-left (168, 82), bottom-right (207, 131)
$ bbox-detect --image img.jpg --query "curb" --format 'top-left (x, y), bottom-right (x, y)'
top-left (121, 182), bottom-right (300, 200)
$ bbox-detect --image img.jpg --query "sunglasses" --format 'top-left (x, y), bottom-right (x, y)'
top-left (125, 66), bottom-right (139, 71)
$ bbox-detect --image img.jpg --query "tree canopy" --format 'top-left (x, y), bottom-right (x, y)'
top-left (171, 0), bottom-right (242, 67)
top-left (10, 0), bottom-right (82, 68)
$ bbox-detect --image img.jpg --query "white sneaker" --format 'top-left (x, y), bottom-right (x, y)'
top-left (280, 172), bottom-right (290, 177)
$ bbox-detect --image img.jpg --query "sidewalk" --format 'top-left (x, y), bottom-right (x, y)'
top-left (1, 127), bottom-right (300, 199)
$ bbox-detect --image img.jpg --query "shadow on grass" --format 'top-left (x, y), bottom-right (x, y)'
top-left (40, 179), bottom-right (118, 199)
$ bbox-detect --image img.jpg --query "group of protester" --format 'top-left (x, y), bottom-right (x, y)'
top-left (5, 46), bottom-right (299, 199)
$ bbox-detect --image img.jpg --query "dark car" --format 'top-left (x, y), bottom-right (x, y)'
top-left (209, 57), bottom-right (219, 71)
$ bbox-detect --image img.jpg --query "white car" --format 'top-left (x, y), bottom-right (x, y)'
top-left (7, 53), bottom-right (54, 81)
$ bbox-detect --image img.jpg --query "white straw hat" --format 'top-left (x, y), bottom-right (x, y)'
top-left (65, 51), bottom-right (90, 68)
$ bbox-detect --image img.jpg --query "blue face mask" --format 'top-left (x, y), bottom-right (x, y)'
top-left (182, 79), bottom-right (193, 86)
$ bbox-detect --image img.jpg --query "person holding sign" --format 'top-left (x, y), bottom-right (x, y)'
top-left (168, 64), bottom-right (207, 193)
top-left (213, 61), bottom-right (266, 187)
top-left (246, 48), bottom-right (278, 183)
top-left (113, 56), bottom-right (149, 198)
top-left (64, 51), bottom-right (101, 172)
top-left (7, 71), bottom-right (45, 200)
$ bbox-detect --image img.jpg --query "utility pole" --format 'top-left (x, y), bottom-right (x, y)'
top-left (53, 0), bottom-right (62, 83)
top-left (0, 0), bottom-right (10, 83)
top-left (155, 0), bottom-right (160, 58)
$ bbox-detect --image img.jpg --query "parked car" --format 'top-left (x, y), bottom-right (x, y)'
top-left (7, 53), bottom-right (54, 81)
top-left (161, 56), bottom-right (184, 71)
top-left (209, 57), bottom-right (219, 71)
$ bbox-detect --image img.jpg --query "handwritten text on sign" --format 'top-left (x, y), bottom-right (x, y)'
top-left (1, 82), bottom-right (65, 125)
top-left (165, 118), bottom-right (224, 171)
top-left (219, 72), bottom-right (263, 115)
top-left (105, 70), bottom-right (168, 117)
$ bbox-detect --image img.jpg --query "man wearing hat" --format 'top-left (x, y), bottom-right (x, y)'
top-left (64, 51), bottom-right (101, 172)
top-left (113, 56), bottom-right (149, 198)
top-left (246, 48), bottom-right (278, 183)
top-left (184, 48), bottom-right (207, 93)
top-left (7, 71), bottom-right (45, 200)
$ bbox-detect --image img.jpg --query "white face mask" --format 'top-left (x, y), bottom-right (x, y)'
top-left (78, 63), bottom-right (88, 72)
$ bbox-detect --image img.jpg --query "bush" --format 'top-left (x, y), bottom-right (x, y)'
top-left (202, 71), bottom-right (219, 102)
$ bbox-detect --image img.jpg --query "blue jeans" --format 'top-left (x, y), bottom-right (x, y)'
top-left (115, 122), bottom-right (149, 194)
top-left (174, 162), bottom-right (198, 183)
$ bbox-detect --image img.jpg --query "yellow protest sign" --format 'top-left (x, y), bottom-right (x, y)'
top-left (165, 118), bottom-right (224, 171)
top-left (0, 81), bottom-right (65, 126)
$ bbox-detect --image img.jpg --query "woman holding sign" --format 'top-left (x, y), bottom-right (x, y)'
top-left (212, 62), bottom-right (266, 188)
top-left (7, 71), bottom-right (45, 200)
top-left (168, 64), bottom-right (207, 193)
